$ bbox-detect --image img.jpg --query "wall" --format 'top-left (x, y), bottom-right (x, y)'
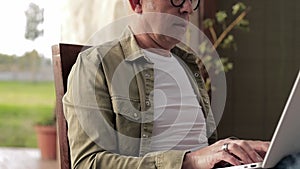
top-left (216, 0), bottom-right (300, 140)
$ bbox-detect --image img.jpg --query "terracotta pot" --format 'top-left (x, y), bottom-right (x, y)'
top-left (35, 125), bottom-right (57, 160)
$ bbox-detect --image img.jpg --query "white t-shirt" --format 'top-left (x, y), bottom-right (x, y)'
top-left (143, 49), bottom-right (208, 152)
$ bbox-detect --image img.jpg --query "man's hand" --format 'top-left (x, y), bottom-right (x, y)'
top-left (182, 138), bottom-right (270, 169)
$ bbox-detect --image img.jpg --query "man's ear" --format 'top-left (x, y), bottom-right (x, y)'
top-left (129, 0), bottom-right (142, 13)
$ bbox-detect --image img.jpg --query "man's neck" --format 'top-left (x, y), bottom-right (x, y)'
top-left (134, 33), bottom-right (176, 57)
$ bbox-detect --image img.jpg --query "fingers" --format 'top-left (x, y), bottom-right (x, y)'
top-left (216, 151), bottom-right (243, 166)
top-left (228, 140), bottom-right (264, 163)
top-left (250, 141), bottom-right (270, 154)
top-left (219, 139), bottom-right (268, 165)
top-left (186, 139), bottom-right (270, 168)
top-left (249, 140), bottom-right (270, 158)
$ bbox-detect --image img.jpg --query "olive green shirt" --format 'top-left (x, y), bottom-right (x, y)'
top-left (63, 27), bottom-right (217, 169)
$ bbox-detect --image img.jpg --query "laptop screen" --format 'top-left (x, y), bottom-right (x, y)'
top-left (263, 70), bottom-right (300, 168)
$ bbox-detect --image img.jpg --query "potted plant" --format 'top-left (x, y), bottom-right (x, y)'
top-left (35, 112), bottom-right (57, 160)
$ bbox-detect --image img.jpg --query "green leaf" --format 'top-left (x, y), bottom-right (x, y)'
top-left (216, 11), bottom-right (227, 23)
top-left (232, 2), bottom-right (246, 15)
top-left (203, 55), bottom-right (212, 62)
top-left (235, 19), bottom-right (250, 31)
top-left (35, 114), bottom-right (56, 126)
top-left (238, 19), bottom-right (250, 27)
top-left (202, 55), bottom-right (213, 71)
top-left (220, 58), bottom-right (233, 72)
top-left (203, 19), bottom-right (214, 29)
top-left (221, 35), bottom-right (235, 49)
top-left (199, 41), bottom-right (208, 54)
top-left (227, 63), bottom-right (233, 70)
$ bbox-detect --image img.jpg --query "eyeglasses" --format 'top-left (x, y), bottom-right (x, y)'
top-left (170, 0), bottom-right (200, 11)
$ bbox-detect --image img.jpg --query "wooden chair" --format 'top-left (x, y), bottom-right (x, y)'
top-left (52, 43), bottom-right (91, 169)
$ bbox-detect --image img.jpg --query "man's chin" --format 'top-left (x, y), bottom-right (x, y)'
top-left (164, 35), bottom-right (182, 46)
top-left (169, 28), bottom-right (186, 41)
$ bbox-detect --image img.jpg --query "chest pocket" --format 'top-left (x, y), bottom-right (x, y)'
top-left (111, 97), bottom-right (141, 123)
top-left (108, 67), bottom-right (142, 122)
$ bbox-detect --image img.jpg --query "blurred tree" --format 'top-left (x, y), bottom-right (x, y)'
top-left (24, 3), bottom-right (44, 41)
top-left (24, 2), bottom-right (44, 81)
top-left (18, 50), bottom-right (41, 70)
top-left (21, 50), bottom-right (41, 81)
top-left (0, 53), bottom-right (17, 71)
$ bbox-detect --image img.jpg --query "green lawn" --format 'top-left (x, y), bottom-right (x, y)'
top-left (0, 81), bottom-right (55, 147)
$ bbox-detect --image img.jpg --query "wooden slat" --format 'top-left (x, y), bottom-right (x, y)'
top-left (52, 44), bottom-right (71, 169)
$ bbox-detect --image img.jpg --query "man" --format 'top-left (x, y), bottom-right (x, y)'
top-left (63, 0), bottom-right (269, 168)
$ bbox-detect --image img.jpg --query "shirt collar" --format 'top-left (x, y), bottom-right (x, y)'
top-left (119, 26), bottom-right (147, 62)
top-left (119, 26), bottom-right (198, 64)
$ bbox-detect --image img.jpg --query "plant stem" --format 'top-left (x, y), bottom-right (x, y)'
top-left (209, 26), bottom-right (217, 43)
top-left (213, 8), bottom-right (250, 49)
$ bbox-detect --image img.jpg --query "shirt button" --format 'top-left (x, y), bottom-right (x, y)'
top-left (145, 100), bottom-right (151, 106)
top-left (142, 134), bottom-right (148, 138)
top-left (145, 73), bottom-right (151, 78)
top-left (194, 72), bottom-right (200, 77)
top-left (133, 113), bottom-right (138, 118)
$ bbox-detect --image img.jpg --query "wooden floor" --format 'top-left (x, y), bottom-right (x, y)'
top-left (0, 147), bottom-right (58, 169)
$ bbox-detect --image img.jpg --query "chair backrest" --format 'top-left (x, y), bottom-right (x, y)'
top-left (52, 43), bottom-right (91, 169)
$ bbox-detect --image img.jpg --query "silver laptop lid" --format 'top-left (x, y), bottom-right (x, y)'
top-left (263, 70), bottom-right (300, 168)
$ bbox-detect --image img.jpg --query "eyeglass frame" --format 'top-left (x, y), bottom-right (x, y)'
top-left (170, 0), bottom-right (200, 11)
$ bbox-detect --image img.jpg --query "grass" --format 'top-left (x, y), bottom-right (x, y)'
top-left (0, 81), bottom-right (55, 147)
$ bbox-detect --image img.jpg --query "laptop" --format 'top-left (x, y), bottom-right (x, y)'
top-left (217, 70), bottom-right (300, 169)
